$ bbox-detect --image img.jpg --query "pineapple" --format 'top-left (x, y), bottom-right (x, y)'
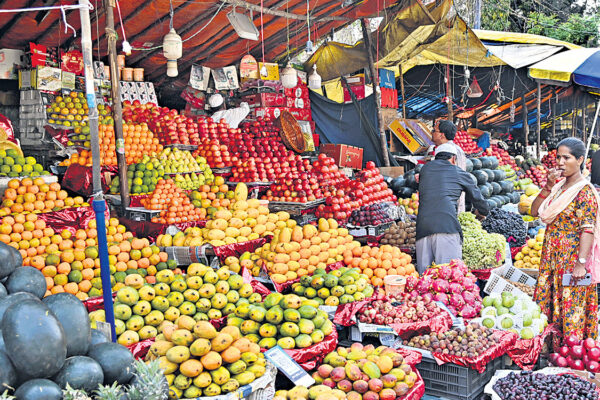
top-left (63, 384), bottom-right (92, 400)
top-left (95, 383), bottom-right (124, 400)
top-left (0, 391), bottom-right (15, 400)
top-left (126, 360), bottom-right (168, 400)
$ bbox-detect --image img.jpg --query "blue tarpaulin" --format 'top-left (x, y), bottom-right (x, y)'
top-left (309, 91), bottom-right (383, 166)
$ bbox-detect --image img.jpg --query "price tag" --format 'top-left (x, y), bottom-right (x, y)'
top-left (96, 321), bottom-right (112, 341)
top-left (265, 346), bottom-right (314, 387)
top-left (350, 326), bottom-right (362, 341)
top-left (379, 333), bottom-right (396, 347)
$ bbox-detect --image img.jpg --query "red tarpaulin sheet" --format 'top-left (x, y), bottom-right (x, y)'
top-left (62, 164), bottom-right (118, 197)
top-left (471, 268), bottom-right (493, 281)
top-left (36, 205), bottom-right (109, 234)
top-left (128, 337), bottom-right (155, 360)
top-left (506, 324), bottom-right (560, 370)
top-left (118, 217), bottom-right (207, 243)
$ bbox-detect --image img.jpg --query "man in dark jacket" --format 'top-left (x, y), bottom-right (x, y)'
top-left (416, 143), bottom-right (490, 273)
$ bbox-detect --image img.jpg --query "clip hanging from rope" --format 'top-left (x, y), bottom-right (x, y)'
top-left (61, 6), bottom-right (76, 37)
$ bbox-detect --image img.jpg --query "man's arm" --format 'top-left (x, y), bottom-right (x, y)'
top-left (458, 169), bottom-right (490, 216)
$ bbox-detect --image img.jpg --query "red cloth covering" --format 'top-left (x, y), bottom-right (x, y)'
top-left (118, 217), bottom-right (207, 243)
top-left (129, 194), bottom-right (150, 208)
top-left (37, 205), bottom-right (108, 234)
top-left (404, 368), bottom-right (426, 400)
top-left (391, 311), bottom-right (453, 339)
top-left (471, 268), bottom-right (493, 281)
top-left (506, 324), bottom-right (560, 370)
top-left (212, 237), bottom-right (271, 263)
top-left (280, 329), bottom-right (338, 371)
top-left (62, 164), bottom-right (118, 197)
top-left (428, 330), bottom-right (518, 373)
top-left (127, 337), bottom-right (155, 360)
top-left (82, 292), bottom-right (116, 312)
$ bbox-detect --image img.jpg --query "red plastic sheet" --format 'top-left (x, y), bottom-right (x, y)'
top-left (83, 292), bottom-right (116, 312)
top-left (405, 368), bottom-right (426, 400)
top-left (240, 266), bottom-right (271, 300)
top-left (429, 330), bottom-right (519, 373)
top-left (333, 299), bottom-right (370, 326)
top-left (213, 237), bottom-right (271, 263)
top-left (506, 324), bottom-right (560, 370)
top-left (471, 268), bottom-right (493, 281)
top-left (396, 347), bottom-right (422, 367)
top-left (511, 245), bottom-right (524, 259)
top-left (281, 329), bottom-right (338, 371)
top-left (0, 113), bottom-right (16, 143)
top-left (391, 310), bottom-right (453, 339)
top-left (37, 205), bottom-right (109, 234)
top-left (45, 125), bottom-right (70, 146)
top-left (62, 164), bottom-right (118, 197)
top-left (118, 217), bottom-right (207, 243)
top-left (128, 337), bottom-right (155, 360)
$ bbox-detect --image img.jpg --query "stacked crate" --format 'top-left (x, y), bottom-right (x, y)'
top-left (18, 90), bottom-right (46, 146)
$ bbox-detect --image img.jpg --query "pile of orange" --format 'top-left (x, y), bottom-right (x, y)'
top-left (27, 218), bottom-right (171, 299)
top-left (98, 122), bottom-right (163, 166)
top-left (142, 178), bottom-right (204, 224)
top-left (0, 178), bottom-right (86, 217)
top-left (0, 213), bottom-right (55, 259)
top-left (59, 149), bottom-right (92, 167)
top-left (343, 244), bottom-right (417, 287)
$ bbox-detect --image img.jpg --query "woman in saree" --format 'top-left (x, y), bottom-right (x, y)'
top-left (532, 137), bottom-right (600, 341)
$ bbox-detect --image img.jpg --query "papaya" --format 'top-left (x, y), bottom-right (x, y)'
top-left (2, 299), bottom-right (66, 379)
top-left (5, 266), bottom-right (46, 299)
top-left (87, 342), bottom-right (134, 384)
top-left (42, 293), bottom-right (91, 357)
top-left (14, 379), bottom-right (62, 400)
top-left (0, 242), bottom-right (20, 280)
top-left (52, 356), bottom-right (104, 391)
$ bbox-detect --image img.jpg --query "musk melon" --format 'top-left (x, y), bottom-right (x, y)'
top-left (52, 355), bottom-right (104, 391)
top-left (14, 379), bottom-right (62, 400)
top-left (0, 242), bottom-right (20, 280)
top-left (0, 350), bottom-right (16, 390)
top-left (0, 292), bottom-right (38, 325)
top-left (2, 299), bottom-right (67, 379)
top-left (87, 342), bottom-right (134, 384)
top-left (90, 328), bottom-right (110, 347)
top-left (0, 282), bottom-right (6, 298)
top-left (6, 266), bottom-right (46, 299)
top-left (43, 293), bottom-right (91, 357)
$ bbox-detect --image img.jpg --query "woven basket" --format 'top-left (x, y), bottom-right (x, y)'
top-left (276, 110), bottom-right (306, 153)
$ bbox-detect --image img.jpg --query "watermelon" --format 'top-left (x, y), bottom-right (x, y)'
top-left (87, 342), bottom-right (135, 384)
top-left (0, 242), bottom-right (20, 280)
top-left (6, 267), bottom-right (46, 299)
top-left (0, 350), bottom-right (16, 391)
top-left (491, 182), bottom-right (502, 195)
top-left (0, 292), bottom-right (38, 322)
top-left (489, 156), bottom-right (499, 169)
top-left (43, 293), bottom-right (91, 357)
top-left (470, 158), bottom-right (482, 170)
top-left (52, 356), bottom-right (104, 391)
top-left (14, 379), bottom-right (62, 400)
top-left (90, 329), bottom-right (110, 347)
top-left (480, 157), bottom-right (493, 169)
top-left (472, 170), bottom-right (488, 185)
top-left (1, 299), bottom-right (67, 379)
top-left (493, 169), bottom-right (506, 181)
top-left (465, 158), bottom-right (473, 172)
top-left (0, 282), bottom-right (6, 298)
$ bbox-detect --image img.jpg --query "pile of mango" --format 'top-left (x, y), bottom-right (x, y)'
top-left (147, 320), bottom-right (267, 399)
top-left (226, 293), bottom-right (334, 350)
top-left (291, 267), bottom-right (374, 306)
top-left (514, 230), bottom-right (545, 270)
top-left (88, 264), bottom-right (262, 346)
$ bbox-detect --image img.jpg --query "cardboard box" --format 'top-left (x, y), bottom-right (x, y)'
top-left (252, 106), bottom-right (288, 119)
top-left (320, 143), bottom-right (364, 169)
top-left (284, 85), bottom-right (310, 100)
top-left (258, 62), bottom-right (280, 81)
top-left (287, 107), bottom-right (312, 121)
top-left (0, 49), bottom-right (25, 80)
top-left (378, 166), bottom-right (405, 178)
top-left (285, 96), bottom-right (309, 109)
top-left (243, 92), bottom-right (285, 107)
top-left (343, 84), bottom-right (366, 103)
top-left (388, 119), bottom-right (430, 154)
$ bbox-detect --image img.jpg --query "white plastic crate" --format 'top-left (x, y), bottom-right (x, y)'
top-left (484, 263), bottom-right (537, 298)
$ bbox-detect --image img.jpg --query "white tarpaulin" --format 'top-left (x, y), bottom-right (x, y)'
top-left (484, 44), bottom-right (563, 69)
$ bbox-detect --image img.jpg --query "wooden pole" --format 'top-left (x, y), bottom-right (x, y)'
top-left (552, 90), bottom-right (556, 139)
top-left (361, 18), bottom-right (390, 167)
top-left (536, 82), bottom-right (541, 159)
top-left (573, 90), bottom-right (578, 137)
top-left (522, 95), bottom-right (529, 156)
top-left (104, 0), bottom-right (130, 209)
top-left (446, 64), bottom-right (453, 120)
top-left (583, 97), bottom-right (588, 143)
top-left (399, 67), bottom-right (407, 119)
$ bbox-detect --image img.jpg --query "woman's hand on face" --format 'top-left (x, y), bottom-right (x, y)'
top-left (545, 168), bottom-right (561, 190)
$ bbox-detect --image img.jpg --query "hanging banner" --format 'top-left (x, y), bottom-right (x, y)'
top-left (189, 64), bottom-right (211, 91)
top-left (212, 65), bottom-right (239, 90)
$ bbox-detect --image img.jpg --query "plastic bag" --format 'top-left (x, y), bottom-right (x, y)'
top-left (506, 324), bottom-right (559, 370)
top-left (391, 311), bottom-right (453, 339)
top-left (37, 205), bottom-right (108, 235)
top-left (128, 338), bottom-right (155, 360)
top-left (61, 164), bottom-right (117, 197)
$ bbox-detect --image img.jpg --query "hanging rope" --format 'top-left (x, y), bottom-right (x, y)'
top-left (168, 0), bottom-right (174, 30)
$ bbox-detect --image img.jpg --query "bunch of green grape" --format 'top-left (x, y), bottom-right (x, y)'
top-left (459, 212), bottom-right (507, 270)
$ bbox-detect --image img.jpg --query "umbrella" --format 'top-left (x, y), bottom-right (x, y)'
top-left (528, 48), bottom-right (600, 88)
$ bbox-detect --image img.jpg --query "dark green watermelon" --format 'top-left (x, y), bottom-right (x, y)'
top-left (0, 350), bottom-right (16, 391)
top-left (491, 182), bottom-right (502, 195)
top-left (52, 356), bottom-right (104, 391)
top-left (493, 169), bottom-right (506, 181)
top-left (480, 157), bottom-right (493, 169)
top-left (489, 156), bottom-right (499, 169)
top-left (500, 180), bottom-right (514, 194)
top-left (87, 342), bottom-right (134, 384)
top-left (90, 329), bottom-right (110, 347)
top-left (0, 330), bottom-right (5, 353)
top-left (0, 292), bottom-right (38, 322)
top-left (14, 379), bottom-right (62, 400)
top-left (473, 170), bottom-right (488, 185)
top-left (390, 177), bottom-right (405, 193)
top-left (478, 185), bottom-right (492, 198)
top-left (471, 158), bottom-right (482, 170)
top-left (469, 174), bottom-right (477, 185)
top-left (6, 267), bottom-right (46, 299)
top-left (0, 242), bottom-right (19, 280)
top-left (465, 158), bottom-right (473, 172)
top-left (0, 282), bottom-right (6, 298)
top-left (2, 299), bottom-right (66, 379)
top-left (42, 293), bottom-right (91, 357)
top-left (481, 169), bottom-right (495, 182)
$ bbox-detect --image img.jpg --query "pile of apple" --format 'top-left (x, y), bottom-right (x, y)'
top-left (264, 173), bottom-right (323, 203)
top-left (550, 335), bottom-right (600, 373)
top-left (405, 259), bottom-right (482, 318)
top-left (194, 138), bottom-right (233, 169)
top-left (524, 164), bottom-right (547, 187)
top-left (542, 149), bottom-right (557, 169)
top-left (232, 154), bottom-right (310, 183)
top-left (357, 291), bottom-right (446, 326)
top-left (486, 145), bottom-right (519, 171)
top-left (312, 154), bottom-right (352, 188)
top-left (454, 130), bottom-right (482, 155)
top-left (122, 102), bottom-right (200, 145)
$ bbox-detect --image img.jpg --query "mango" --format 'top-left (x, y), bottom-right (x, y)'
top-left (361, 361), bottom-right (381, 379)
top-left (180, 359), bottom-right (204, 378)
top-left (277, 337), bottom-right (296, 350)
top-left (200, 351), bottom-right (222, 370)
top-left (280, 322), bottom-right (300, 337)
top-left (241, 351), bottom-right (258, 364)
top-left (376, 355), bottom-right (394, 374)
top-left (227, 360), bottom-right (247, 375)
top-left (158, 356), bottom-right (179, 375)
top-left (259, 337), bottom-right (277, 349)
top-left (166, 346), bottom-right (191, 364)
top-left (193, 321), bottom-right (217, 339)
top-left (279, 294), bottom-right (302, 309)
top-left (247, 364), bottom-right (266, 378)
top-left (222, 379), bottom-right (240, 393)
top-left (183, 386), bottom-right (203, 399)
top-left (345, 363), bottom-right (362, 381)
top-left (347, 350), bottom-right (367, 361)
top-left (210, 366), bottom-right (230, 385)
top-left (211, 333), bottom-right (234, 352)
top-left (308, 385), bottom-right (330, 400)
top-left (171, 329), bottom-right (194, 346)
top-left (232, 338), bottom-right (252, 353)
top-left (148, 340), bottom-right (174, 358)
top-left (240, 320), bottom-right (260, 335)
top-left (168, 387), bottom-right (182, 400)
top-left (248, 305), bottom-right (266, 322)
top-left (234, 371), bottom-right (256, 386)
top-left (283, 309), bottom-right (301, 323)
top-left (265, 305), bottom-right (284, 324)
top-left (294, 333), bottom-right (313, 348)
top-left (192, 372), bottom-right (212, 388)
top-left (203, 383), bottom-right (221, 396)
top-left (311, 330), bottom-right (325, 344)
top-left (298, 319), bottom-right (315, 335)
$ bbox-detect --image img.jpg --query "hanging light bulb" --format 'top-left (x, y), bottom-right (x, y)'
top-left (122, 40), bottom-right (132, 56)
top-left (308, 64), bottom-right (321, 90)
top-left (163, 28), bottom-right (182, 77)
top-left (280, 61), bottom-right (297, 89)
top-left (260, 64), bottom-right (268, 77)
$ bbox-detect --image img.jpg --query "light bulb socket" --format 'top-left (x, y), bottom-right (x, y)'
top-left (166, 60), bottom-right (178, 77)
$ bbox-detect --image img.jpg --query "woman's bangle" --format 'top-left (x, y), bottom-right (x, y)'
top-left (538, 192), bottom-right (548, 199)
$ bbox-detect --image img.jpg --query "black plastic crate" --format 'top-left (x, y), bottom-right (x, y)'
top-left (418, 356), bottom-right (504, 400)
